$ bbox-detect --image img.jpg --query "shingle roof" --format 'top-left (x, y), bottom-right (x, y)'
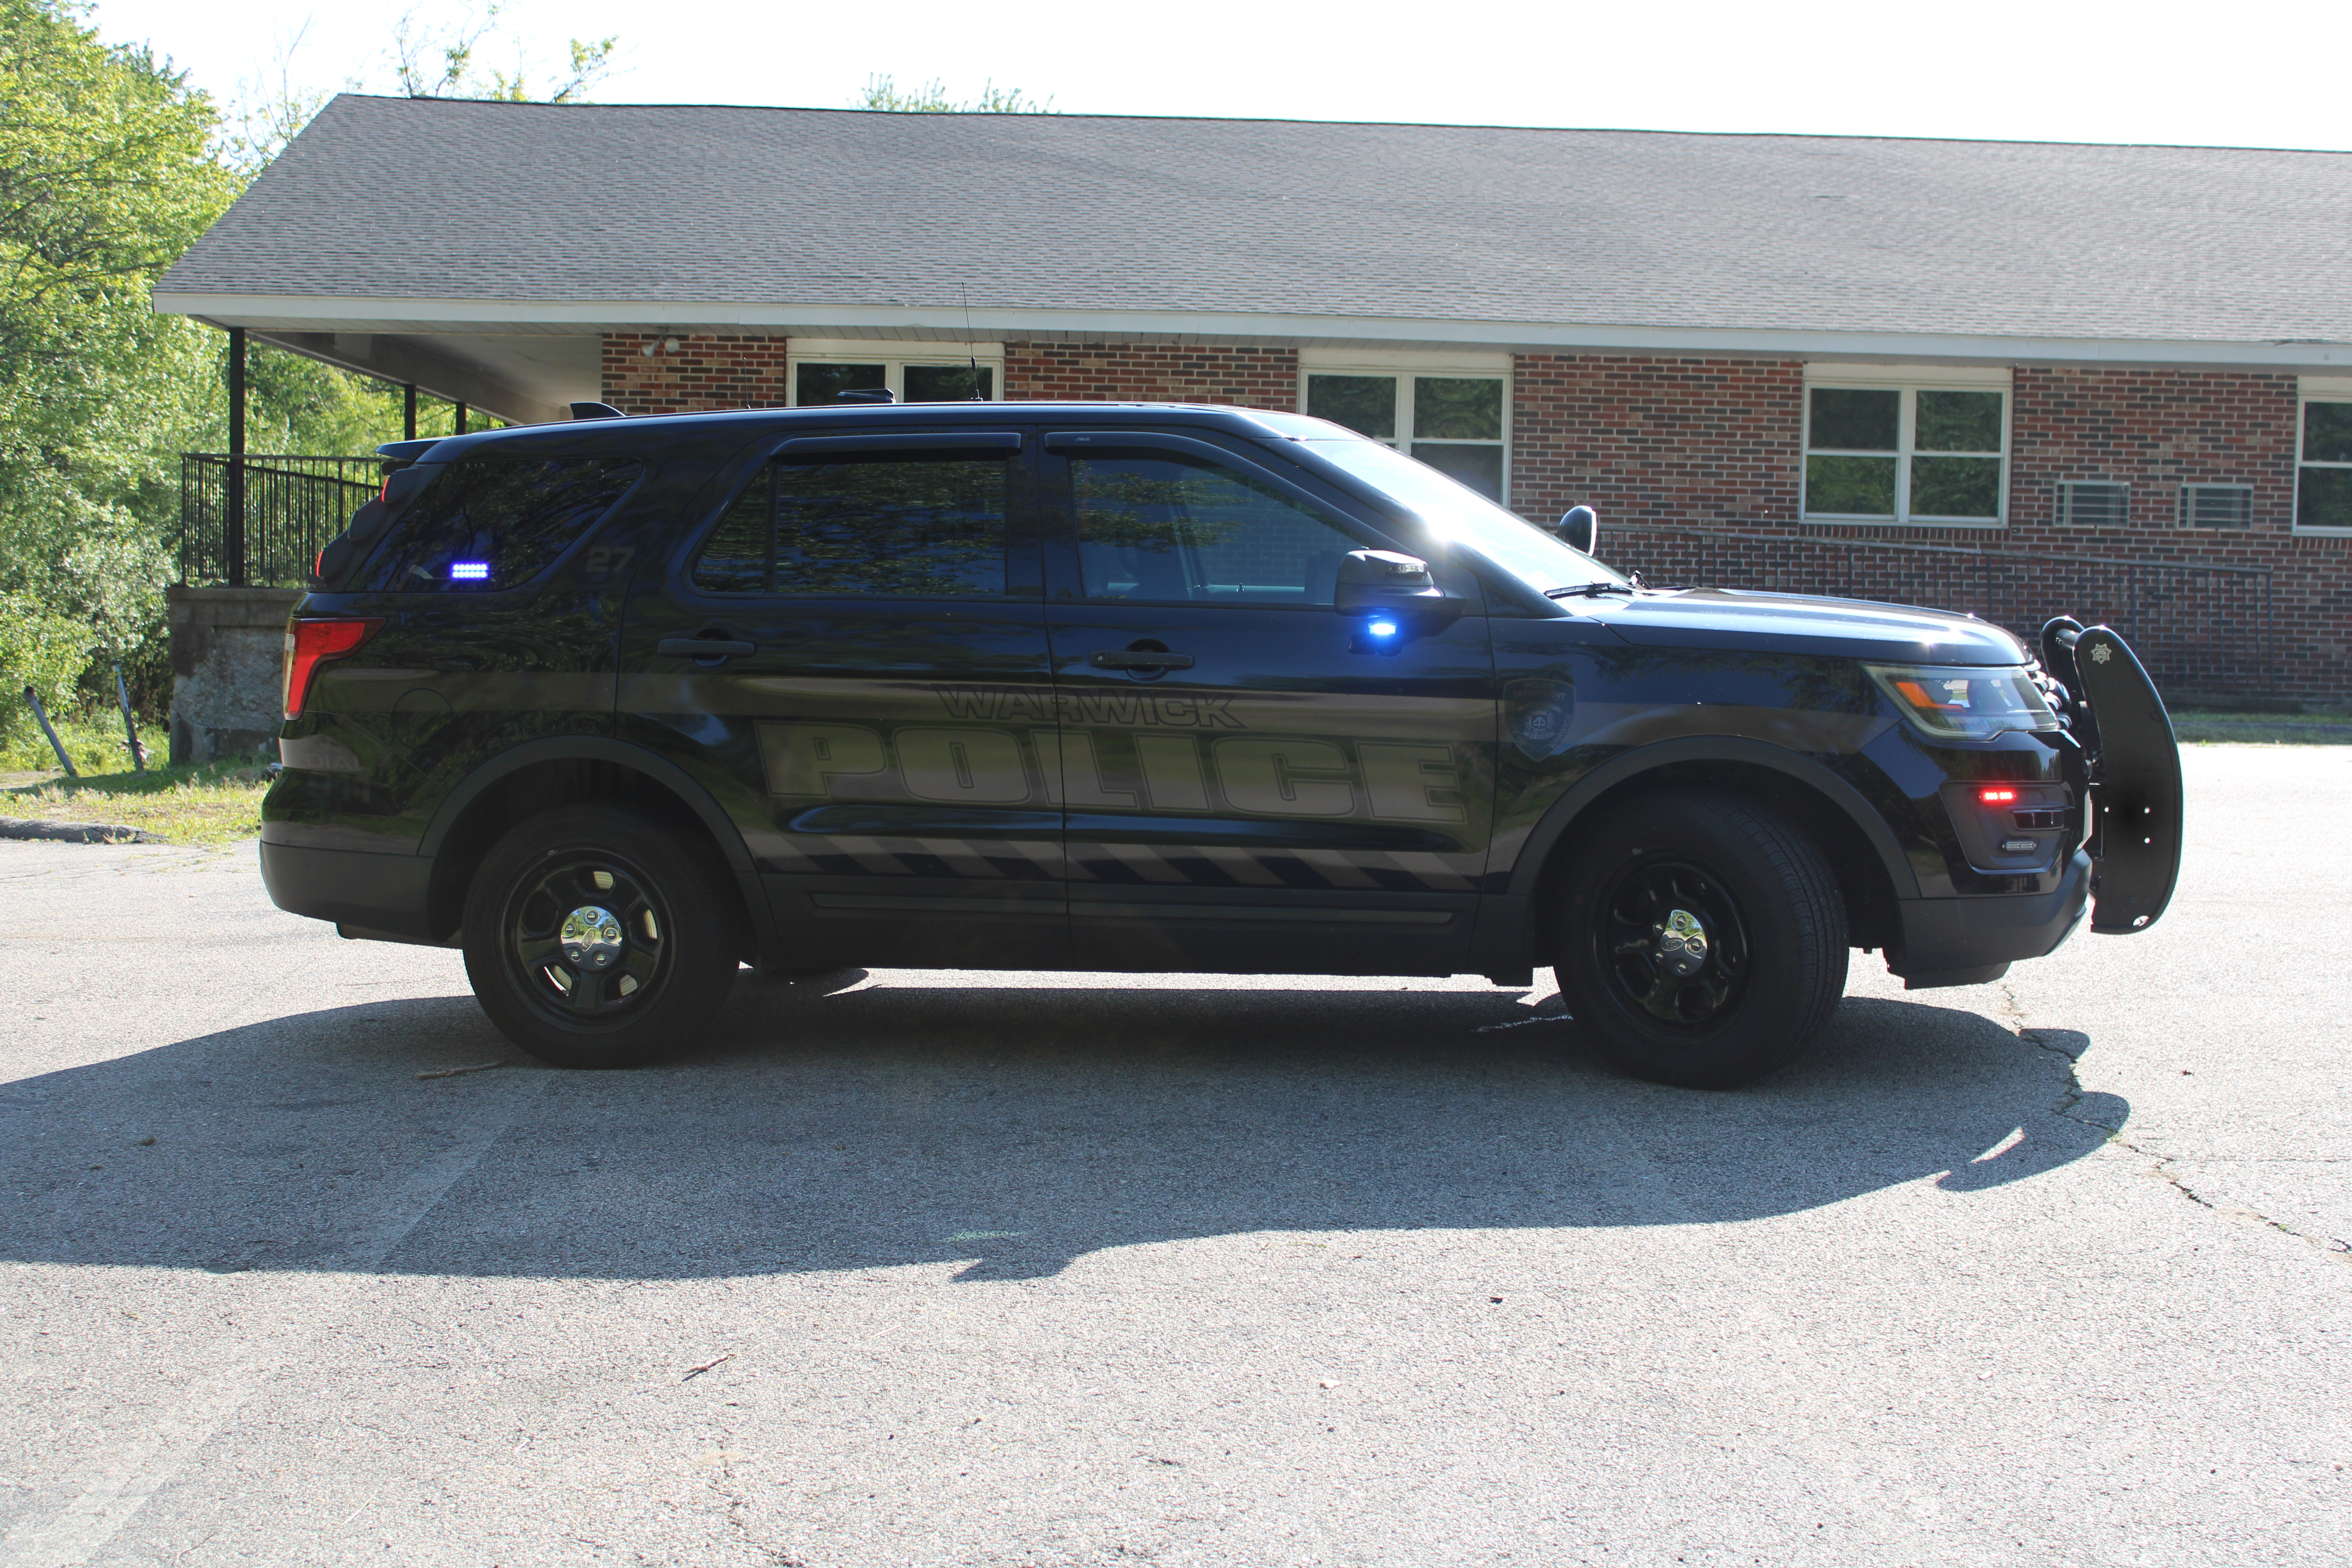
top-left (160, 95), bottom-right (2352, 346)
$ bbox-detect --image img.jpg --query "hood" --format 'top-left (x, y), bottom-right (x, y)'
top-left (1587, 588), bottom-right (2030, 666)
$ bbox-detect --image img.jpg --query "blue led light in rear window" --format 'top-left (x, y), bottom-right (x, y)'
top-left (450, 561), bottom-right (490, 581)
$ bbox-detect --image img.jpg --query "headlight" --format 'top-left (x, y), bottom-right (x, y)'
top-left (1865, 663), bottom-right (2060, 740)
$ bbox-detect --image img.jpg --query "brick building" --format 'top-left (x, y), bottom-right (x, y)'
top-left (158, 96), bottom-right (2352, 699)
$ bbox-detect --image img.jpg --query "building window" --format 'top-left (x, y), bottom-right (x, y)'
top-left (1804, 381), bottom-right (2007, 526)
top-left (2297, 398), bottom-right (2352, 532)
top-left (1302, 369), bottom-right (1507, 502)
top-left (787, 341), bottom-right (1002, 407)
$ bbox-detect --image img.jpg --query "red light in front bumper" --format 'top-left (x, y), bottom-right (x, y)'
top-left (1978, 787), bottom-right (2018, 805)
top-left (283, 617), bottom-right (384, 719)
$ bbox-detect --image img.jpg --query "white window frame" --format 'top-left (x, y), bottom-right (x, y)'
top-left (2294, 376), bottom-right (2352, 537)
top-left (1298, 350), bottom-right (1512, 505)
top-left (1802, 364), bottom-right (2011, 530)
top-left (785, 338), bottom-right (1005, 406)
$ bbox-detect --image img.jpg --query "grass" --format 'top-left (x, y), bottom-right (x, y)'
top-left (0, 759), bottom-right (272, 846)
top-left (2170, 710), bottom-right (2352, 746)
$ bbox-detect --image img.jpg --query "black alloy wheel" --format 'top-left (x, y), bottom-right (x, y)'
top-left (1594, 857), bottom-right (1751, 1029)
top-left (462, 805), bottom-right (740, 1068)
top-left (505, 854), bottom-right (671, 1023)
top-left (1552, 791), bottom-right (1848, 1089)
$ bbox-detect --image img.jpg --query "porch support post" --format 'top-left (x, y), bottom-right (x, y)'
top-left (454, 401), bottom-right (468, 434)
top-left (225, 327), bottom-right (247, 588)
top-left (403, 382), bottom-right (417, 441)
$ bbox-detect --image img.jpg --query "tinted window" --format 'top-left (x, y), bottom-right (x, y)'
top-left (1070, 452), bottom-right (1365, 605)
top-left (353, 452), bottom-right (641, 592)
top-left (693, 454), bottom-right (1011, 597)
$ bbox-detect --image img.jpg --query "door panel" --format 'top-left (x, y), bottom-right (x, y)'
top-left (1040, 433), bottom-right (1497, 975)
top-left (617, 431), bottom-right (1066, 970)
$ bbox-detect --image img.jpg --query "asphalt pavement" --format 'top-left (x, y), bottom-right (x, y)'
top-left (0, 744), bottom-right (2344, 1567)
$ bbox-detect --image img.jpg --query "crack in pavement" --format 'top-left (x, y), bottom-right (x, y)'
top-left (1994, 982), bottom-right (2350, 1262)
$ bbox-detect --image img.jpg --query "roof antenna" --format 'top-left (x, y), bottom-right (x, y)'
top-left (962, 283), bottom-right (985, 401)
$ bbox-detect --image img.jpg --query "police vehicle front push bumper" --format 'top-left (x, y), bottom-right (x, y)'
top-left (1886, 847), bottom-right (2092, 990)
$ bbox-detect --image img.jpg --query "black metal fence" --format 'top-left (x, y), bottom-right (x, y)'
top-left (1595, 524), bottom-right (2278, 698)
top-left (180, 454), bottom-right (384, 587)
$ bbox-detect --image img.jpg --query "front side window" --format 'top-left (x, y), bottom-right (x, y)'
top-left (354, 452), bottom-right (642, 592)
top-left (2296, 399), bottom-right (2352, 532)
top-left (693, 454), bottom-right (1011, 597)
top-left (1303, 370), bottom-right (1507, 501)
top-left (1805, 383), bottom-right (2006, 525)
top-left (1069, 452), bottom-right (1366, 605)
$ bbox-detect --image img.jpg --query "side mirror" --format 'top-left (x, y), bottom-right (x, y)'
top-left (1557, 505), bottom-right (1598, 555)
top-left (1333, 549), bottom-right (1464, 651)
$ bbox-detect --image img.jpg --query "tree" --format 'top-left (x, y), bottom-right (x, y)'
top-left (853, 74), bottom-right (1054, 114)
top-left (392, 4), bottom-right (617, 104)
top-left (0, 0), bottom-right (238, 732)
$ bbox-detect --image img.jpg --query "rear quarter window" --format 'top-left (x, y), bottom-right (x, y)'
top-left (352, 452), bottom-right (642, 592)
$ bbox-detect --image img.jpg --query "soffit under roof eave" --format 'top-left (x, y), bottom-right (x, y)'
top-left (153, 294), bottom-right (2352, 374)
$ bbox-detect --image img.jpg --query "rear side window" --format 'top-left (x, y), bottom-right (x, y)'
top-left (693, 454), bottom-right (1011, 597)
top-left (352, 452), bottom-right (642, 592)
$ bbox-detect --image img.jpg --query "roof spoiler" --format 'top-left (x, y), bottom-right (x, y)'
top-left (373, 439), bottom-right (442, 462)
top-left (570, 401), bottom-right (626, 420)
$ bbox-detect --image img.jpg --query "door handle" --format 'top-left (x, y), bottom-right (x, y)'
top-left (658, 637), bottom-right (756, 660)
top-left (1090, 649), bottom-right (1194, 670)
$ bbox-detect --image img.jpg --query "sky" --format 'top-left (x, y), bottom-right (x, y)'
top-left (88, 0), bottom-right (2352, 152)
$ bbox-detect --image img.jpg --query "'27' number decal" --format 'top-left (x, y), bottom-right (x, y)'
top-left (584, 545), bottom-right (636, 577)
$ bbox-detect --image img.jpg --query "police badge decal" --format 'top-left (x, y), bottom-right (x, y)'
top-left (1504, 677), bottom-right (1578, 760)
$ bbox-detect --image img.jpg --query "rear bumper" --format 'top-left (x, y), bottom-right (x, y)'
top-left (258, 840), bottom-right (436, 940)
top-left (1889, 848), bottom-right (2092, 989)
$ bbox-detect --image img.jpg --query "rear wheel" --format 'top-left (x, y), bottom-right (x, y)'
top-left (1550, 791), bottom-right (1847, 1089)
top-left (461, 805), bottom-right (739, 1068)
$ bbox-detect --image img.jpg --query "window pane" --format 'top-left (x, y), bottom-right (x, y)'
top-left (2299, 467), bottom-right (2352, 530)
top-left (795, 362), bottom-right (887, 406)
top-left (1808, 388), bottom-right (1898, 452)
top-left (1410, 441), bottom-right (1504, 502)
top-left (692, 470), bottom-right (772, 593)
top-left (1072, 454), bottom-right (1362, 604)
top-left (2303, 401), bottom-right (2352, 464)
top-left (903, 364), bottom-right (994, 403)
top-left (1414, 377), bottom-right (1503, 441)
top-left (356, 453), bottom-right (641, 592)
top-left (767, 456), bottom-right (1009, 596)
top-left (1916, 390), bottom-right (2003, 454)
top-left (1307, 374), bottom-right (1396, 439)
top-left (1911, 456), bottom-right (2002, 519)
top-left (1806, 454), bottom-right (1896, 515)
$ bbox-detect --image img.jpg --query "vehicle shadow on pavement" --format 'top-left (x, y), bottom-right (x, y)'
top-left (0, 982), bottom-right (2125, 1281)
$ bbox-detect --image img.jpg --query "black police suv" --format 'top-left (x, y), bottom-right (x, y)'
top-left (263, 401), bottom-right (2182, 1087)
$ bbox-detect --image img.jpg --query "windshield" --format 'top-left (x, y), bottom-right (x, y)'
top-left (1295, 434), bottom-right (1626, 592)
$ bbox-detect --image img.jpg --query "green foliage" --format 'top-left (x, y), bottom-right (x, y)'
top-left (393, 4), bottom-right (617, 104)
top-left (0, 0), bottom-right (234, 716)
top-left (854, 74), bottom-right (1054, 114)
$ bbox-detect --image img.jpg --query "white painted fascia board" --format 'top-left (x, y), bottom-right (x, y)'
top-left (151, 292), bottom-right (2352, 372)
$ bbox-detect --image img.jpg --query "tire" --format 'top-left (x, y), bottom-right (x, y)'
top-left (1550, 790), bottom-right (1848, 1089)
top-left (461, 804), bottom-right (740, 1069)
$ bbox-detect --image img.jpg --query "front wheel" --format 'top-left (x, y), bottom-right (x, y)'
top-left (461, 805), bottom-right (740, 1068)
top-left (1550, 791), bottom-right (1848, 1089)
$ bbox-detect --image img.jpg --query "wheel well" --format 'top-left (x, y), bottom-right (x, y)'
top-left (425, 758), bottom-right (750, 948)
top-left (1531, 759), bottom-right (1900, 953)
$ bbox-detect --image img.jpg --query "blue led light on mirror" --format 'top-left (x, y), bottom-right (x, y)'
top-left (1367, 618), bottom-right (1399, 638)
top-left (450, 562), bottom-right (490, 581)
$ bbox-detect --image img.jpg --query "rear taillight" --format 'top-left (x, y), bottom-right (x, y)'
top-left (283, 617), bottom-right (384, 720)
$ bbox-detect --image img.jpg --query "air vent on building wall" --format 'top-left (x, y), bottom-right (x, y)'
top-left (2178, 484), bottom-right (2253, 530)
top-left (2055, 481), bottom-right (2130, 528)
